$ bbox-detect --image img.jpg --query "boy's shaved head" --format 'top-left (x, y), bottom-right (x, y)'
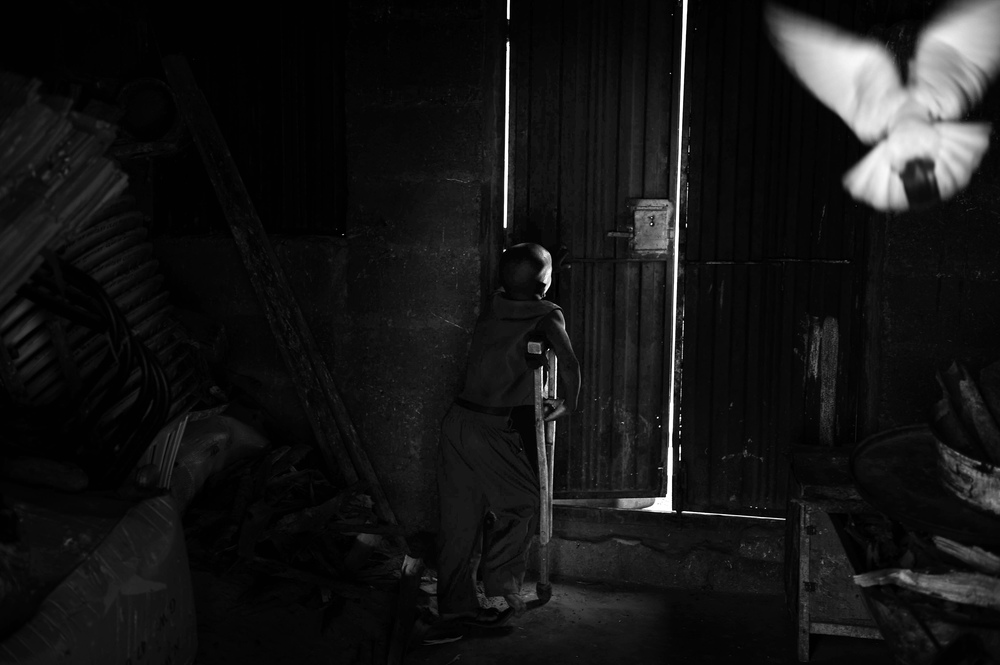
top-left (500, 243), bottom-right (552, 299)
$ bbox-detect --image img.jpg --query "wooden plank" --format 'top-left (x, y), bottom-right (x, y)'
top-left (798, 504), bottom-right (812, 661)
top-left (162, 55), bottom-right (401, 534)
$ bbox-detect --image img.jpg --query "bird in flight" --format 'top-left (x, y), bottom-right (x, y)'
top-left (765, 0), bottom-right (1000, 211)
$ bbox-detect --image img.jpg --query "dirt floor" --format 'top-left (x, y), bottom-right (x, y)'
top-left (191, 567), bottom-right (892, 665)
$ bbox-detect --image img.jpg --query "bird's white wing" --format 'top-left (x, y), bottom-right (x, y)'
top-left (842, 144), bottom-right (910, 211)
top-left (931, 121), bottom-right (993, 197)
top-left (911, 0), bottom-right (1000, 120)
top-left (842, 121), bottom-right (991, 210)
top-left (765, 3), bottom-right (906, 143)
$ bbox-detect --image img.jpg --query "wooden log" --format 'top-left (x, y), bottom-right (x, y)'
top-left (935, 365), bottom-right (996, 463)
top-left (978, 362), bottom-right (1000, 453)
top-left (932, 536), bottom-right (1000, 575)
top-left (929, 392), bottom-right (983, 460)
top-left (161, 55), bottom-right (403, 537)
top-left (854, 568), bottom-right (1000, 611)
top-left (954, 364), bottom-right (1000, 465)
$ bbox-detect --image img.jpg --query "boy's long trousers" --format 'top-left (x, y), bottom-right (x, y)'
top-left (436, 403), bottom-right (540, 614)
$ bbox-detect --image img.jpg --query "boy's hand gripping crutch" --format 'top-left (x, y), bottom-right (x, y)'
top-left (528, 337), bottom-right (557, 604)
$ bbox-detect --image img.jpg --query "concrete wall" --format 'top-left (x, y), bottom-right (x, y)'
top-left (337, 0), bottom-right (485, 533)
top-left (534, 507), bottom-right (785, 595)
top-left (154, 0), bottom-right (487, 535)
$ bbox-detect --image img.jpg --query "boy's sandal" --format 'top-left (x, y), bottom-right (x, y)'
top-left (420, 623), bottom-right (465, 646)
top-left (460, 606), bottom-right (515, 629)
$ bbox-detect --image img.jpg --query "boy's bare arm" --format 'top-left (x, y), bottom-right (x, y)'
top-left (538, 310), bottom-right (581, 421)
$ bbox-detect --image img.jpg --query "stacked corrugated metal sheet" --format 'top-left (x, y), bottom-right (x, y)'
top-left (0, 72), bottom-right (200, 489)
top-left (0, 73), bottom-right (129, 296)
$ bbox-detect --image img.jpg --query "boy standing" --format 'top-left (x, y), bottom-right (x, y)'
top-left (435, 243), bottom-right (581, 628)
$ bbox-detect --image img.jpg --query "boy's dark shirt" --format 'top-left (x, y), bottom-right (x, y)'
top-left (457, 291), bottom-right (560, 409)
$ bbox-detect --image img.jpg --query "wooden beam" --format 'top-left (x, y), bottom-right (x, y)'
top-left (162, 55), bottom-right (400, 533)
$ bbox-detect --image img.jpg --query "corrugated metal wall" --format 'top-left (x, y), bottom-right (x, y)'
top-left (511, 0), bottom-right (682, 497)
top-left (678, 0), bottom-right (871, 515)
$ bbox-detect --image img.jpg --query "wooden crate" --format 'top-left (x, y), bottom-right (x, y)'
top-left (787, 447), bottom-right (882, 662)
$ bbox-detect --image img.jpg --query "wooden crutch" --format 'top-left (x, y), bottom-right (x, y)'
top-left (528, 337), bottom-right (557, 604)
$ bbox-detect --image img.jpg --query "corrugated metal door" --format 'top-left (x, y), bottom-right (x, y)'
top-left (510, 0), bottom-right (683, 498)
top-left (678, 0), bottom-right (870, 515)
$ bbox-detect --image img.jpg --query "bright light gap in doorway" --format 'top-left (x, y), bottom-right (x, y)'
top-left (500, 1), bottom-right (776, 520)
top-left (502, 0), bottom-right (512, 230)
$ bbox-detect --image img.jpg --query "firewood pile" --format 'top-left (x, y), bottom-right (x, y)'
top-left (845, 360), bottom-right (1000, 664)
top-left (184, 441), bottom-right (405, 585)
top-left (851, 530), bottom-right (1000, 611)
top-left (846, 526), bottom-right (1000, 664)
top-left (184, 434), bottom-right (418, 663)
top-left (930, 361), bottom-right (1000, 472)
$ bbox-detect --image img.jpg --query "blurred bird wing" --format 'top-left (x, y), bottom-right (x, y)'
top-left (911, 0), bottom-right (1000, 120)
top-left (842, 143), bottom-right (910, 211)
top-left (766, 3), bottom-right (904, 143)
top-left (842, 121), bottom-right (991, 210)
top-left (931, 121), bottom-right (992, 198)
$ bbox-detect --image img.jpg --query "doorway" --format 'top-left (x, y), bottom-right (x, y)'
top-left (503, 0), bottom-right (683, 509)
top-left (501, 0), bottom-right (871, 517)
